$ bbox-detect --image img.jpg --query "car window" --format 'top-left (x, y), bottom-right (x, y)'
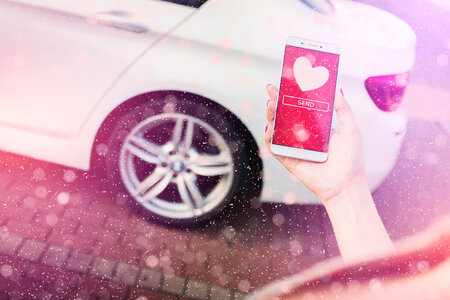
top-left (159, 0), bottom-right (208, 8)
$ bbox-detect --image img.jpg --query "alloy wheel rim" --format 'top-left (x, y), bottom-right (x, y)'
top-left (119, 113), bottom-right (234, 219)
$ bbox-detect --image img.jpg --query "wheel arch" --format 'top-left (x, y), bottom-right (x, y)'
top-left (90, 90), bottom-right (263, 184)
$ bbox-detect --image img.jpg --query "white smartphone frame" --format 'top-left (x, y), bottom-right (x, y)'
top-left (271, 36), bottom-right (341, 163)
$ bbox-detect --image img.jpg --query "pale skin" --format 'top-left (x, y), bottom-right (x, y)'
top-left (265, 84), bottom-right (394, 262)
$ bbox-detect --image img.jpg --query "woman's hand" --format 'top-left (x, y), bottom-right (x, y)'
top-left (264, 84), bottom-right (393, 261)
top-left (264, 84), bottom-right (367, 204)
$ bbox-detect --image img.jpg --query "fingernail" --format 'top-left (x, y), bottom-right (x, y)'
top-left (266, 84), bottom-right (271, 89)
top-left (266, 99), bottom-right (270, 106)
top-left (340, 89), bottom-right (344, 96)
top-left (265, 124), bottom-right (268, 132)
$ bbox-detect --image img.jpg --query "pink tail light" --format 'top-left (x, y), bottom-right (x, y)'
top-left (365, 72), bottom-right (410, 112)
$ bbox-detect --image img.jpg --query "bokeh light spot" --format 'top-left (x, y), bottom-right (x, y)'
top-left (56, 192), bottom-right (70, 205)
top-left (423, 152), bottom-right (440, 165)
top-left (23, 196), bottom-right (36, 209)
top-left (294, 126), bottom-right (310, 142)
top-left (222, 226), bottom-right (236, 239)
top-left (182, 251), bottom-right (195, 264)
top-left (210, 264), bottom-right (223, 278)
top-left (96, 143), bottom-right (108, 157)
top-left (348, 279), bottom-right (361, 292)
top-left (405, 147), bottom-right (418, 160)
top-left (162, 100), bottom-right (177, 114)
top-left (272, 213), bottom-right (285, 226)
top-left (218, 273), bottom-right (230, 286)
top-left (63, 170), bottom-right (77, 183)
top-left (283, 66), bottom-right (293, 79)
top-left (269, 237), bottom-right (282, 251)
top-left (417, 260), bottom-right (430, 273)
top-left (115, 193), bottom-right (128, 206)
top-left (330, 281), bottom-right (343, 294)
top-left (289, 240), bottom-right (303, 256)
top-left (136, 235), bottom-right (148, 248)
top-left (34, 186), bottom-right (48, 199)
top-left (250, 197), bottom-right (262, 209)
top-left (238, 279), bottom-right (251, 293)
top-left (0, 265), bottom-right (13, 278)
top-left (145, 255), bottom-right (159, 268)
top-left (195, 250), bottom-right (207, 263)
top-left (32, 168), bottom-right (46, 181)
top-left (369, 278), bottom-right (383, 291)
top-left (45, 214), bottom-right (59, 226)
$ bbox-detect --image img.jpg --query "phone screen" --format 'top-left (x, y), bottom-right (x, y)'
top-left (273, 45), bottom-right (340, 153)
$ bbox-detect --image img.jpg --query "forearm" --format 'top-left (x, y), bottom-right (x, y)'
top-left (324, 182), bottom-right (394, 262)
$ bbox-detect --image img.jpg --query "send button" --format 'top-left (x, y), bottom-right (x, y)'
top-left (282, 95), bottom-right (329, 112)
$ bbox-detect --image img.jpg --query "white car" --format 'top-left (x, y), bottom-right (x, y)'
top-left (0, 0), bottom-right (416, 224)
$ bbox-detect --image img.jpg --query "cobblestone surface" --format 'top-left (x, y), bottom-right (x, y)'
top-left (0, 151), bottom-right (329, 299)
top-left (65, 251), bottom-right (94, 273)
top-left (0, 119), bottom-right (448, 298)
top-left (0, 153), bottom-right (326, 299)
top-left (17, 239), bottom-right (47, 262)
top-left (41, 245), bottom-right (70, 268)
top-left (0, 232), bottom-right (23, 256)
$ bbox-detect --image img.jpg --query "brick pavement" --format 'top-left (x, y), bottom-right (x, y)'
top-left (0, 151), bottom-right (329, 299)
top-left (0, 119), bottom-right (447, 299)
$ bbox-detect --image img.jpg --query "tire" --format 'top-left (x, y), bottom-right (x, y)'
top-left (103, 94), bottom-right (257, 226)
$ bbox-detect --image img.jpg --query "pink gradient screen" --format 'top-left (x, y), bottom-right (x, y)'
top-left (273, 45), bottom-right (339, 152)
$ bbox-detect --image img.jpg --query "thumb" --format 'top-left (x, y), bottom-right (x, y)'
top-left (334, 89), bottom-right (357, 132)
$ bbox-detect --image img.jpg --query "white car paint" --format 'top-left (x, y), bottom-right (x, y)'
top-left (0, 0), bottom-right (194, 137)
top-left (0, 0), bottom-right (416, 204)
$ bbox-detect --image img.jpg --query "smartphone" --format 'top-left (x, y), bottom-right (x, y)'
top-left (271, 37), bottom-right (340, 162)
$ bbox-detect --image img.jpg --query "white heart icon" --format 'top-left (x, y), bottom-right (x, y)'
top-left (293, 57), bottom-right (330, 91)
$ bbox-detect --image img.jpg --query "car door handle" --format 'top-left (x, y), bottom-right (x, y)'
top-left (300, 0), bottom-right (334, 14)
top-left (93, 11), bottom-right (148, 33)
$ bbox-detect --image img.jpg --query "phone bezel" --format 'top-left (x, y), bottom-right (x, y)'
top-left (270, 36), bottom-right (341, 163)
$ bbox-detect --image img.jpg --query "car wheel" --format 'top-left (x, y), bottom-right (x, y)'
top-left (104, 96), bottom-right (257, 225)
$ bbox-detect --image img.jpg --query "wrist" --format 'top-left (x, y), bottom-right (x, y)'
top-left (323, 181), bottom-right (393, 261)
top-left (323, 181), bottom-right (373, 214)
top-left (321, 180), bottom-right (370, 208)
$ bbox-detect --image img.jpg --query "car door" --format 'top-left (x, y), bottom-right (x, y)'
top-left (0, 0), bottom-right (197, 139)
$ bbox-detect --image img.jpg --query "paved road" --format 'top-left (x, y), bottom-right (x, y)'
top-left (0, 148), bottom-right (332, 299)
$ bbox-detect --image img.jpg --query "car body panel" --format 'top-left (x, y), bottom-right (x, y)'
top-left (174, 0), bottom-right (416, 76)
top-left (0, 0), bottom-right (194, 138)
top-left (0, 0), bottom-right (416, 204)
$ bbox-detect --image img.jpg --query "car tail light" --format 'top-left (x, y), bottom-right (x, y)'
top-left (364, 72), bottom-right (410, 112)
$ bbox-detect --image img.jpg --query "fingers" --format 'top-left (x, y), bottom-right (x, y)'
top-left (334, 89), bottom-right (358, 132)
top-left (264, 122), bottom-right (274, 150)
top-left (264, 84), bottom-right (278, 153)
top-left (266, 84), bottom-right (278, 123)
top-left (330, 128), bottom-right (336, 136)
top-left (266, 84), bottom-right (278, 102)
top-left (266, 100), bottom-right (276, 123)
